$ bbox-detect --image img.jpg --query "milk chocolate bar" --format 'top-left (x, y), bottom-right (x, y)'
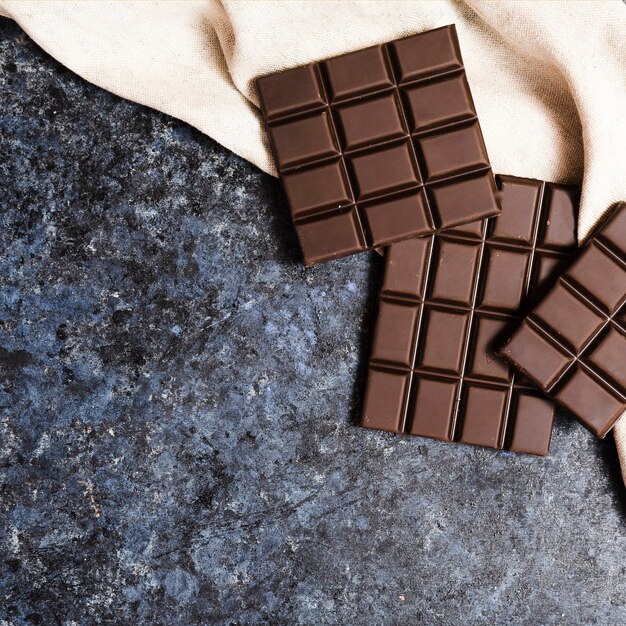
top-left (500, 202), bottom-right (626, 438)
top-left (256, 25), bottom-right (499, 265)
top-left (361, 176), bottom-right (580, 454)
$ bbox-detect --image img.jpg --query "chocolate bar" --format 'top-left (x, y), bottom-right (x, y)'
top-left (361, 176), bottom-right (580, 454)
top-left (500, 202), bottom-right (626, 438)
top-left (256, 25), bottom-right (500, 265)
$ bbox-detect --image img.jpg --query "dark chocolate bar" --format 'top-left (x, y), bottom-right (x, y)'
top-left (500, 202), bottom-right (626, 438)
top-left (361, 175), bottom-right (580, 454)
top-left (256, 25), bottom-right (500, 265)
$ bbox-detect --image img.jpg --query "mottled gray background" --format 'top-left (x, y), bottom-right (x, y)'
top-left (0, 17), bottom-right (624, 626)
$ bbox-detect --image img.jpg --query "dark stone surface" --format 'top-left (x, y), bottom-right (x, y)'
top-left (1, 17), bottom-right (625, 626)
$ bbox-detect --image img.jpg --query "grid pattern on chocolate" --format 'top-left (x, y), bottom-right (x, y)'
top-left (360, 175), bottom-right (580, 455)
top-left (256, 25), bottom-right (499, 265)
top-left (500, 202), bottom-right (626, 438)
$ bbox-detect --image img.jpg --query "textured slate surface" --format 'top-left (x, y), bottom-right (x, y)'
top-left (1, 18), bottom-right (625, 626)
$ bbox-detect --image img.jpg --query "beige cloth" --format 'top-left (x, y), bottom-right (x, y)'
top-left (1, 0), bottom-right (625, 480)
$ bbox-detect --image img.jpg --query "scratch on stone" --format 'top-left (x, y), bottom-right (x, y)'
top-left (78, 480), bottom-right (101, 519)
top-left (150, 492), bottom-right (321, 562)
top-left (157, 290), bottom-right (241, 365)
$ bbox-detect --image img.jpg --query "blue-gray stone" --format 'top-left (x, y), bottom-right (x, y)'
top-left (1, 17), bottom-right (625, 626)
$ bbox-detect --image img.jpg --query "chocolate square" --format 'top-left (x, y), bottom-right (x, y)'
top-left (257, 25), bottom-right (499, 265)
top-left (360, 175), bottom-right (581, 455)
top-left (501, 202), bottom-right (626, 438)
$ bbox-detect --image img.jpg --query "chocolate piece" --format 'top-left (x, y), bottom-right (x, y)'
top-left (361, 176), bottom-right (580, 454)
top-left (256, 25), bottom-right (500, 265)
top-left (500, 202), bottom-right (626, 438)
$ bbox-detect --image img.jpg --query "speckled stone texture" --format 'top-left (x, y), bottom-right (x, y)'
top-left (0, 18), bottom-right (625, 626)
